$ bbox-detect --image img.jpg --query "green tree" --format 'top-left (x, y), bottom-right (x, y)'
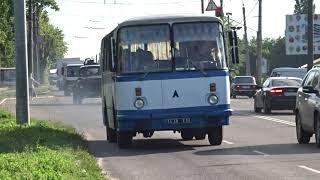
top-left (294, 0), bottom-right (315, 14)
top-left (38, 12), bottom-right (67, 84)
top-left (0, 0), bottom-right (14, 68)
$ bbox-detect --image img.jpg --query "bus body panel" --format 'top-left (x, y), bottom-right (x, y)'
top-left (113, 71), bottom-right (231, 131)
top-left (115, 80), bottom-right (163, 111)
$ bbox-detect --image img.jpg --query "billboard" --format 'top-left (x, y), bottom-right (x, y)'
top-left (285, 14), bottom-right (320, 55)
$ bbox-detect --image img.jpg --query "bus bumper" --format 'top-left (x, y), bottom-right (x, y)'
top-left (116, 105), bottom-right (232, 131)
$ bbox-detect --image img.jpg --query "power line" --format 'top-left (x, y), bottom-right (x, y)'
top-left (239, 0), bottom-right (259, 25)
top-left (230, 18), bottom-right (258, 32)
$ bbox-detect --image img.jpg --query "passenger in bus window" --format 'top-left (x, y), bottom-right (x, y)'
top-left (210, 48), bottom-right (222, 68)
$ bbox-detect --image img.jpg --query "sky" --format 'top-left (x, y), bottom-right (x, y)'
top-left (49, 0), bottom-right (320, 59)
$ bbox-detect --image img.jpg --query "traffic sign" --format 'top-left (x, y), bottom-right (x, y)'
top-left (206, 0), bottom-right (218, 11)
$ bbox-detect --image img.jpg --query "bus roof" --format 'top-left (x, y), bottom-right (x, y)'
top-left (118, 15), bottom-right (222, 27)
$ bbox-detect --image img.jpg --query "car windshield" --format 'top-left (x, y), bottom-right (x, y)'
top-left (271, 78), bottom-right (302, 86)
top-left (67, 66), bottom-right (80, 77)
top-left (173, 22), bottom-right (226, 71)
top-left (271, 70), bottom-right (307, 79)
top-left (118, 25), bottom-right (171, 73)
top-left (86, 66), bottom-right (100, 76)
top-left (233, 77), bottom-right (254, 83)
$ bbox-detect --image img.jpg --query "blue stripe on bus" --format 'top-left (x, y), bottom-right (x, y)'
top-left (115, 70), bottom-right (229, 82)
top-left (117, 104), bottom-right (231, 118)
top-left (116, 104), bottom-right (231, 131)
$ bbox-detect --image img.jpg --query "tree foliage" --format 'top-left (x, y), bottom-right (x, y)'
top-left (39, 12), bottom-right (67, 83)
top-left (0, 0), bottom-right (67, 84)
top-left (294, 0), bottom-right (309, 14)
top-left (0, 0), bottom-right (14, 67)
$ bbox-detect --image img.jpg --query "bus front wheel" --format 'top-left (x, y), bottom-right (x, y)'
top-left (208, 126), bottom-right (223, 145)
top-left (181, 130), bottom-right (194, 140)
top-left (117, 131), bottom-right (132, 149)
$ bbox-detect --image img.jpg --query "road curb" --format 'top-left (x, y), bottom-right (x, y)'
top-left (83, 132), bottom-right (116, 180)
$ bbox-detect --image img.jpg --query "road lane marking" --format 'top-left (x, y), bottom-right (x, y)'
top-left (0, 98), bottom-right (7, 105)
top-left (0, 98), bottom-right (15, 105)
top-left (0, 96), bottom-right (55, 106)
top-left (254, 115), bottom-right (296, 127)
top-left (298, 165), bottom-right (320, 174)
top-left (222, 140), bottom-right (234, 144)
top-left (253, 150), bottom-right (270, 156)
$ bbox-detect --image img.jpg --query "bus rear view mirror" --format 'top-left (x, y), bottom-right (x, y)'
top-left (228, 30), bottom-right (239, 64)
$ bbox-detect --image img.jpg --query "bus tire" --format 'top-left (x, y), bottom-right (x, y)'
top-left (208, 126), bottom-right (223, 145)
top-left (106, 126), bottom-right (117, 143)
top-left (181, 130), bottom-right (193, 140)
top-left (117, 131), bottom-right (132, 149)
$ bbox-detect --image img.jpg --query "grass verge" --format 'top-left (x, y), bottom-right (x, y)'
top-left (0, 87), bottom-right (15, 101)
top-left (0, 109), bottom-right (104, 180)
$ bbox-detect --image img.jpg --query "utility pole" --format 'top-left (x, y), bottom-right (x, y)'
top-left (28, 0), bottom-right (33, 78)
top-left (242, 3), bottom-right (251, 75)
top-left (13, 0), bottom-right (30, 125)
top-left (307, 0), bottom-right (314, 70)
top-left (256, 0), bottom-right (262, 85)
top-left (225, 12), bottom-right (232, 67)
top-left (201, 0), bottom-right (204, 14)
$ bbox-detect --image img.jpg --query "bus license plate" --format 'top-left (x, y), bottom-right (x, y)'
top-left (166, 118), bottom-right (191, 124)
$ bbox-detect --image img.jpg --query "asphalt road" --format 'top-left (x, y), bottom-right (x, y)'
top-left (2, 94), bottom-right (320, 180)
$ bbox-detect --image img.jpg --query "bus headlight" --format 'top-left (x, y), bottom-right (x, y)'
top-left (134, 98), bottom-right (145, 109)
top-left (208, 94), bottom-right (219, 105)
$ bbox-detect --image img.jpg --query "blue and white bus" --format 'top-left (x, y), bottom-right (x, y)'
top-left (100, 15), bottom-right (239, 148)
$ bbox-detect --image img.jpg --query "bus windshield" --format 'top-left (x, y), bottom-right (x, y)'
top-left (173, 22), bottom-right (226, 71)
top-left (118, 25), bottom-right (171, 73)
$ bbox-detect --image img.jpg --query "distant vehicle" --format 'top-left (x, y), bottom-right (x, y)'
top-left (254, 77), bottom-right (302, 114)
top-left (48, 69), bottom-right (58, 86)
top-left (270, 67), bottom-right (307, 79)
top-left (100, 15), bottom-right (239, 148)
top-left (230, 76), bottom-right (257, 98)
top-left (295, 67), bottom-right (320, 147)
top-left (0, 68), bottom-right (16, 86)
top-left (73, 59), bottom-right (101, 104)
top-left (62, 64), bottom-right (82, 96)
top-left (56, 58), bottom-right (82, 90)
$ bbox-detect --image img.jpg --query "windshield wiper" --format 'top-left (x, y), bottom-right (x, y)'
top-left (188, 59), bottom-right (208, 76)
top-left (141, 70), bottom-right (151, 80)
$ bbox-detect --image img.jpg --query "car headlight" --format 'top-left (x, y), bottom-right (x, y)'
top-left (134, 98), bottom-right (145, 109)
top-left (208, 94), bottom-right (219, 105)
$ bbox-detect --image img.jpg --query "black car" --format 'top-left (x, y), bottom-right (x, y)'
top-left (231, 76), bottom-right (257, 98)
top-left (254, 77), bottom-right (302, 114)
top-left (295, 67), bottom-right (320, 147)
top-left (73, 60), bottom-right (101, 104)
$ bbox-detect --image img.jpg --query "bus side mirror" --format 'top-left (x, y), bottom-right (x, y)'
top-left (110, 37), bottom-right (117, 72)
top-left (228, 30), bottom-right (239, 64)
